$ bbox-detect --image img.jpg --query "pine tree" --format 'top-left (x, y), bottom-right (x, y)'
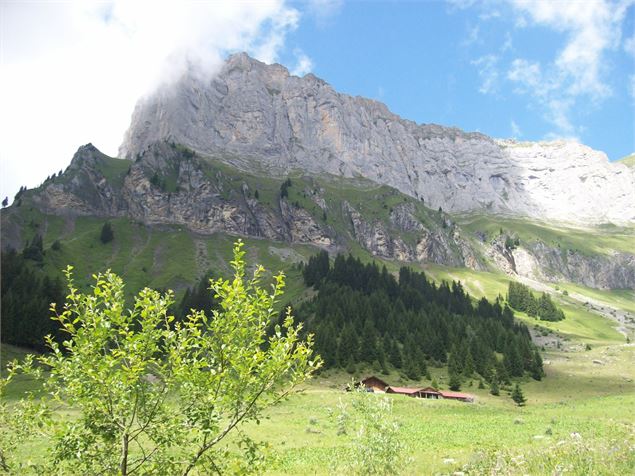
top-left (1, 197), bottom-right (8, 207)
top-left (448, 370), bottom-right (462, 391)
top-left (387, 338), bottom-right (402, 369)
top-left (404, 354), bottom-right (421, 380)
top-left (489, 379), bottom-right (500, 396)
top-left (448, 345), bottom-right (462, 376)
top-left (100, 222), bottom-right (114, 244)
top-left (463, 349), bottom-right (475, 378)
top-left (530, 350), bottom-right (544, 381)
top-left (359, 320), bottom-right (378, 363)
top-left (511, 383), bottom-right (526, 406)
top-left (23, 235), bottom-right (44, 262)
top-left (505, 344), bottom-right (524, 377)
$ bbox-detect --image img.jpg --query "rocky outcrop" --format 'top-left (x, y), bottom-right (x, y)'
top-left (525, 242), bottom-right (635, 290)
top-left (31, 143), bottom-right (335, 247)
top-left (485, 236), bottom-right (635, 290)
top-left (343, 201), bottom-right (482, 268)
top-left (120, 53), bottom-right (635, 225)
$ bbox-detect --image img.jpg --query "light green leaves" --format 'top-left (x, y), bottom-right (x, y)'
top-left (3, 240), bottom-right (319, 475)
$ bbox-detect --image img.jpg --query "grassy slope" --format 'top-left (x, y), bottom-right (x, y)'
top-left (4, 148), bottom-right (634, 472)
top-left (617, 153), bottom-right (635, 168)
top-left (255, 346), bottom-right (635, 474)
top-left (4, 343), bottom-right (634, 475)
top-left (457, 213), bottom-right (635, 256)
top-left (423, 263), bottom-right (626, 347)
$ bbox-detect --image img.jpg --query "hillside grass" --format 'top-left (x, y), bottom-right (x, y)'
top-left (422, 264), bottom-right (625, 347)
top-left (457, 213), bottom-right (635, 256)
top-left (618, 153), bottom-right (635, 167)
top-left (3, 343), bottom-right (633, 475)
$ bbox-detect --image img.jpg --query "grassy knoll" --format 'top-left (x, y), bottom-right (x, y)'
top-left (249, 345), bottom-right (635, 474)
top-left (457, 213), bottom-right (635, 256)
top-left (554, 282), bottom-right (635, 315)
top-left (3, 343), bottom-right (634, 475)
top-left (14, 212), bottom-right (314, 305)
top-left (422, 264), bottom-right (626, 347)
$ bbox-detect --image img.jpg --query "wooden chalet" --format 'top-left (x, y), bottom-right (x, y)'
top-left (418, 387), bottom-right (442, 399)
top-left (439, 390), bottom-right (475, 403)
top-left (357, 377), bottom-right (474, 403)
top-left (360, 376), bottom-right (389, 393)
top-left (385, 386), bottom-right (423, 397)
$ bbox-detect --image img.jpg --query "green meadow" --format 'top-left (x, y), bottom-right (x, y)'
top-left (3, 338), bottom-right (634, 475)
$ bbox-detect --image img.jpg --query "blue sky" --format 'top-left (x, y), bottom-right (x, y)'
top-left (1, 0), bottom-right (634, 201)
top-left (277, 0), bottom-right (634, 161)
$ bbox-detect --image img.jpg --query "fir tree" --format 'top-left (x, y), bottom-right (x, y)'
top-left (23, 235), bottom-right (44, 262)
top-left (448, 370), bottom-right (462, 391)
top-left (511, 383), bottom-right (526, 406)
top-left (489, 379), bottom-right (500, 396)
top-left (463, 349), bottom-right (475, 378)
top-left (404, 354), bottom-right (421, 380)
top-left (530, 350), bottom-right (544, 381)
top-left (100, 222), bottom-right (114, 244)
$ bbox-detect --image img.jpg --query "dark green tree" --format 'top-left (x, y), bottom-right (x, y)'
top-left (23, 235), bottom-right (44, 262)
top-left (100, 222), bottom-right (114, 244)
top-left (489, 379), bottom-right (500, 396)
top-left (511, 383), bottom-right (526, 406)
top-left (448, 370), bottom-right (462, 391)
top-left (530, 350), bottom-right (544, 381)
top-left (404, 354), bottom-right (421, 380)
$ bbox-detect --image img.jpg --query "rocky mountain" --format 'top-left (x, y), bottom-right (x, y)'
top-left (3, 53), bottom-right (634, 292)
top-left (3, 139), bottom-right (632, 290)
top-left (121, 52), bottom-right (635, 225)
top-left (12, 141), bottom-right (477, 269)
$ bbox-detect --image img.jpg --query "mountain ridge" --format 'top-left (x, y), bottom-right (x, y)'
top-left (4, 140), bottom-right (633, 290)
top-left (119, 52), bottom-right (635, 225)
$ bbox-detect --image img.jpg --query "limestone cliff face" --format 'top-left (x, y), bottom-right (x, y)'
top-left (30, 142), bottom-right (475, 267)
top-left (120, 53), bottom-right (635, 225)
top-left (485, 237), bottom-right (635, 290)
top-left (12, 141), bottom-right (634, 289)
top-left (32, 143), bottom-right (335, 246)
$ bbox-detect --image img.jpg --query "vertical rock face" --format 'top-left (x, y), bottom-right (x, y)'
top-left (120, 52), bottom-right (635, 225)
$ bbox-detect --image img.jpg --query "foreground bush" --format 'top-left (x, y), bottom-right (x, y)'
top-left (3, 240), bottom-right (320, 475)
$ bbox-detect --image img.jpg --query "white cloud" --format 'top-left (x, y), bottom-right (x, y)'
top-left (0, 0), bottom-right (300, 202)
top-left (501, 32), bottom-right (513, 52)
top-left (510, 120), bottom-right (522, 138)
top-left (462, 25), bottom-right (481, 46)
top-left (291, 49), bottom-right (314, 76)
top-left (472, 54), bottom-right (500, 95)
top-left (625, 33), bottom-right (635, 57)
top-left (307, 0), bottom-right (343, 22)
top-left (502, 0), bottom-right (633, 137)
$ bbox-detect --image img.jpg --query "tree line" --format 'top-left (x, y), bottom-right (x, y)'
top-left (507, 281), bottom-right (565, 321)
top-left (1, 247), bottom-right (65, 350)
top-left (295, 251), bottom-right (544, 387)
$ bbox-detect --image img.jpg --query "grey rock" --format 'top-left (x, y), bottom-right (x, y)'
top-left (121, 53), bottom-right (634, 225)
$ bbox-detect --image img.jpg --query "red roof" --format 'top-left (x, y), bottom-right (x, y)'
top-left (440, 390), bottom-right (474, 400)
top-left (419, 387), bottom-right (441, 394)
top-left (386, 386), bottom-right (423, 395)
top-left (361, 376), bottom-right (389, 387)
